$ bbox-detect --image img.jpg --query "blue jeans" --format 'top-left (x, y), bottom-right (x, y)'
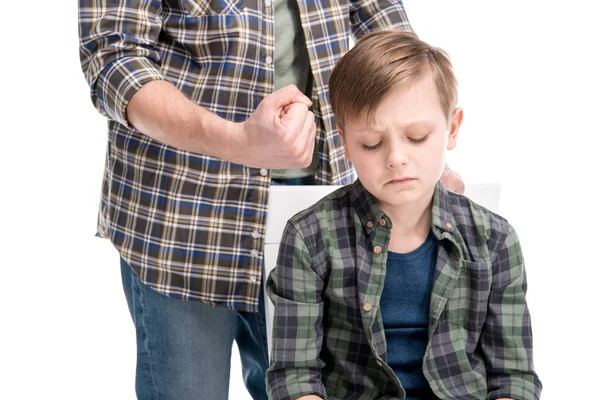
top-left (120, 259), bottom-right (269, 400)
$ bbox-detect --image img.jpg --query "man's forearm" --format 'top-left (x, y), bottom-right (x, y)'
top-left (126, 79), bottom-right (241, 160)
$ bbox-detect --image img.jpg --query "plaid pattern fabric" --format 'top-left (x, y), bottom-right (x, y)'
top-left (78, 0), bottom-right (412, 311)
top-left (266, 181), bottom-right (542, 399)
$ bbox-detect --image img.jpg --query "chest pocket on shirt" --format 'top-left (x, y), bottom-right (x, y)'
top-left (445, 260), bottom-right (492, 333)
top-left (181, 0), bottom-right (245, 16)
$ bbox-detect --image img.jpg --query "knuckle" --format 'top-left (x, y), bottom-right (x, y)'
top-left (290, 145), bottom-right (304, 159)
top-left (281, 131), bottom-right (294, 146)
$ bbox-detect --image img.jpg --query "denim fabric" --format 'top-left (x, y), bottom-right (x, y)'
top-left (120, 259), bottom-right (269, 400)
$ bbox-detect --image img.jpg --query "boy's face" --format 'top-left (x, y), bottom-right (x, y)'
top-left (338, 73), bottom-right (463, 211)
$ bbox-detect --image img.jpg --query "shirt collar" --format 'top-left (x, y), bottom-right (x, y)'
top-left (349, 179), bottom-right (457, 235)
top-left (431, 181), bottom-right (458, 235)
top-left (349, 179), bottom-right (387, 235)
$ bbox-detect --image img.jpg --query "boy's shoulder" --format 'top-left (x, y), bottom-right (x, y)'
top-left (439, 186), bottom-right (516, 261)
top-left (445, 188), bottom-right (508, 226)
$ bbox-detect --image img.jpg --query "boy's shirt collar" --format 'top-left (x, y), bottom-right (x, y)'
top-left (431, 180), bottom-right (458, 235)
top-left (349, 179), bottom-right (457, 236)
top-left (348, 179), bottom-right (386, 235)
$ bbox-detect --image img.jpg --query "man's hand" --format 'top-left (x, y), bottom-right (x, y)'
top-left (441, 163), bottom-right (465, 194)
top-left (126, 81), bottom-right (315, 168)
top-left (232, 85), bottom-right (316, 169)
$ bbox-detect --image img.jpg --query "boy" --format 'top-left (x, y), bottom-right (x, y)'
top-left (266, 31), bottom-right (541, 400)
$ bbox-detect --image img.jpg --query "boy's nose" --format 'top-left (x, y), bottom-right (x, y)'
top-left (386, 144), bottom-right (409, 169)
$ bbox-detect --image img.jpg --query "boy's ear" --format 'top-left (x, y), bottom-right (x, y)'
top-left (336, 124), bottom-right (351, 162)
top-left (447, 108), bottom-right (463, 151)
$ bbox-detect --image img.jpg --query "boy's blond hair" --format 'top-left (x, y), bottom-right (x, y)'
top-left (329, 30), bottom-right (458, 130)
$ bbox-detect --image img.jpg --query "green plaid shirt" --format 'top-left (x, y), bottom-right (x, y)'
top-left (78, 0), bottom-right (411, 311)
top-left (267, 181), bottom-right (542, 399)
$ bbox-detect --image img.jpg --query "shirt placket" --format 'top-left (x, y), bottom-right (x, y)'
top-left (361, 215), bottom-right (407, 398)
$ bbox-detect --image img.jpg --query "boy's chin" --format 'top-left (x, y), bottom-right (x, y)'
top-left (377, 191), bottom-right (426, 207)
top-left (375, 186), bottom-right (435, 207)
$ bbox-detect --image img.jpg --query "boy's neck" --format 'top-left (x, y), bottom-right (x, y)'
top-left (380, 194), bottom-right (433, 254)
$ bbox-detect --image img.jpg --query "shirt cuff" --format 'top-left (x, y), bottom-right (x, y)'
top-left (488, 373), bottom-right (542, 400)
top-left (97, 56), bottom-right (165, 128)
top-left (268, 369), bottom-right (326, 400)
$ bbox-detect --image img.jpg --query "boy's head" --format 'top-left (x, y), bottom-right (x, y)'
top-left (329, 30), bottom-right (463, 210)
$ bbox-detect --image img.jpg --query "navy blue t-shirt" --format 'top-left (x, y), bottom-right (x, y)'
top-left (380, 231), bottom-right (439, 400)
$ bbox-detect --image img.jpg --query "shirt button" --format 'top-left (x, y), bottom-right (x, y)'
top-left (251, 249), bottom-right (259, 257)
top-left (260, 168), bottom-right (268, 176)
top-left (265, 0), bottom-right (272, 6)
top-left (379, 218), bottom-right (386, 226)
top-left (251, 231), bottom-right (260, 239)
top-left (376, 360), bottom-right (383, 367)
top-left (366, 221), bottom-right (373, 229)
top-left (363, 302), bottom-right (372, 311)
top-left (445, 221), bottom-right (453, 229)
top-left (265, 56), bottom-right (273, 65)
top-left (373, 245), bottom-right (382, 254)
top-left (251, 275), bottom-right (257, 282)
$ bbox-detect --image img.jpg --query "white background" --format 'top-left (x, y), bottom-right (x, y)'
top-left (1, 0), bottom-right (598, 398)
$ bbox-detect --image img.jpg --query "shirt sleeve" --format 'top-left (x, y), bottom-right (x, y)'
top-left (482, 225), bottom-right (543, 400)
top-left (266, 222), bottom-right (327, 400)
top-left (78, 0), bottom-right (166, 127)
top-left (349, 0), bottom-right (413, 40)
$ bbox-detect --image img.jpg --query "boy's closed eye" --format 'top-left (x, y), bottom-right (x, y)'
top-left (361, 134), bottom-right (430, 151)
top-left (362, 141), bottom-right (383, 150)
top-left (407, 134), bottom-right (429, 144)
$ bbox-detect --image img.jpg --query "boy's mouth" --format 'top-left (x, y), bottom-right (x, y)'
top-left (387, 177), bottom-right (416, 185)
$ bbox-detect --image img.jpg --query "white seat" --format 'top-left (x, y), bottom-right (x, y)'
top-left (263, 183), bottom-right (501, 356)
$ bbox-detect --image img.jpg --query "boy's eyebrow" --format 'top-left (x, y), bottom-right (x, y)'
top-left (353, 120), bottom-right (436, 137)
top-left (398, 120), bottom-right (436, 130)
top-left (360, 127), bottom-right (385, 135)
top-left (354, 128), bottom-right (385, 141)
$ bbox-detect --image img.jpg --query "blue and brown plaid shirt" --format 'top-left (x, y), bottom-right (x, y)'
top-left (267, 181), bottom-right (542, 399)
top-left (78, 0), bottom-right (411, 311)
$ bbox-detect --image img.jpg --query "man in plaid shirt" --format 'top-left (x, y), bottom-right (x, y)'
top-left (267, 31), bottom-right (542, 400)
top-left (78, 0), bottom-right (425, 399)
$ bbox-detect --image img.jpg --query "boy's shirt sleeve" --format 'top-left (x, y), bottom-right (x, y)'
top-left (482, 225), bottom-right (542, 399)
top-left (266, 221), bottom-right (327, 400)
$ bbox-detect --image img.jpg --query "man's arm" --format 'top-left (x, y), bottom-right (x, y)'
top-left (481, 225), bottom-right (542, 399)
top-left (79, 0), bottom-right (165, 129)
top-left (79, 0), bottom-right (316, 169)
top-left (127, 80), bottom-right (317, 168)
